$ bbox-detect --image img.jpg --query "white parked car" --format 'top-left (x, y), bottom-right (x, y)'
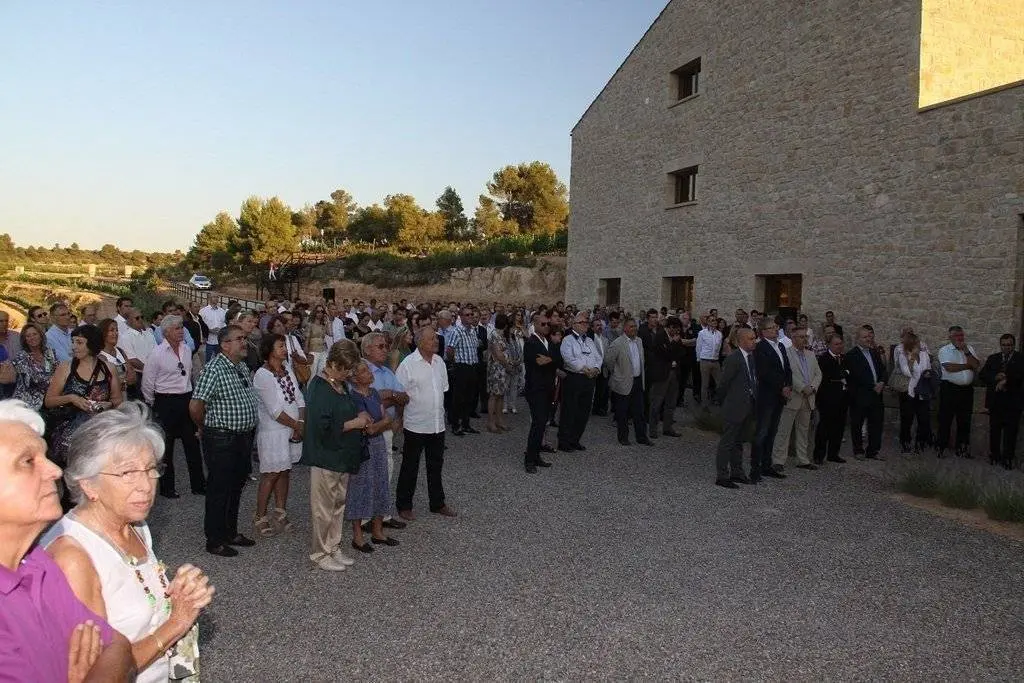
top-left (189, 274), bottom-right (212, 290)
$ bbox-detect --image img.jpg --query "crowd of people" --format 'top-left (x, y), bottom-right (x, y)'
top-left (0, 291), bottom-right (1020, 679)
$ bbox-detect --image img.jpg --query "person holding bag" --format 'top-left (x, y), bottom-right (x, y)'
top-left (892, 331), bottom-right (932, 453)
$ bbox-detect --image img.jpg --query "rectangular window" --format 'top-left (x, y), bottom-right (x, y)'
top-left (670, 166), bottom-right (698, 204)
top-left (672, 58), bottom-right (701, 100)
top-left (662, 276), bottom-right (694, 312)
top-left (598, 278), bottom-right (621, 307)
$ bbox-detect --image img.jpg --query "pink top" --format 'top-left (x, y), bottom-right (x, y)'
top-left (0, 546), bottom-right (114, 682)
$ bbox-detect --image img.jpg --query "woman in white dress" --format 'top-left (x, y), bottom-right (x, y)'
top-left (43, 402), bottom-right (214, 683)
top-left (252, 332), bottom-right (306, 536)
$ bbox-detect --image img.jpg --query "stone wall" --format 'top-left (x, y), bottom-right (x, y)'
top-left (567, 0), bottom-right (1024, 357)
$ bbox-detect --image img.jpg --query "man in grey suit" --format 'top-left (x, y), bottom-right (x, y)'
top-left (715, 328), bottom-right (758, 488)
top-left (604, 318), bottom-right (652, 446)
top-left (772, 327), bottom-right (822, 471)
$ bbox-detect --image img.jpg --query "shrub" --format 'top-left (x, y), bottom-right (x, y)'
top-left (982, 486), bottom-right (1024, 523)
top-left (898, 467), bottom-right (940, 498)
top-left (936, 476), bottom-right (981, 509)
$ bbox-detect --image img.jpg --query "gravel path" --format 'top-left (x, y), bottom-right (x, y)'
top-left (148, 408), bottom-right (1024, 681)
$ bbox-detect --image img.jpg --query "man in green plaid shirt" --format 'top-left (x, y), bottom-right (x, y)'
top-left (189, 324), bottom-right (259, 557)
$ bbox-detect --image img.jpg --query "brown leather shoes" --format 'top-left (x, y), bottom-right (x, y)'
top-left (433, 505), bottom-right (458, 517)
top-left (397, 509), bottom-right (416, 521)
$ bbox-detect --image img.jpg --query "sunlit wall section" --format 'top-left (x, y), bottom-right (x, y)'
top-left (919, 0), bottom-right (1024, 108)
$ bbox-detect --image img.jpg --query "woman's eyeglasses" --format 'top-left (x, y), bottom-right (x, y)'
top-left (177, 361), bottom-right (186, 377)
top-left (98, 465), bottom-right (165, 482)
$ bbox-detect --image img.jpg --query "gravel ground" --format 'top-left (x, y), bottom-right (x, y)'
top-left (148, 407), bottom-right (1024, 681)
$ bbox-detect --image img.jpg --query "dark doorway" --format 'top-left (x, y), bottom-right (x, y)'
top-left (763, 274), bottom-right (803, 316)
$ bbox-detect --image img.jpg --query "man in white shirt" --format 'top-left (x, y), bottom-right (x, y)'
top-left (199, 294), bottom-right (226, 363)
top-left (142, 315), bottom-right (205, 498)
top-left (114, 296), bottom-right (134, 341)
top-left (696, 315), bottom-right (723, 406)
top-left (936, 325), bottom-right (980, 458)
top-left (395, 327), bottom-right (456, 520)
top-left (604, 319), bottom-right (652, 446)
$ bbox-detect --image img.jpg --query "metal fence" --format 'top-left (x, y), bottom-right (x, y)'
top-left (169, 282), bottom-right (264, 312)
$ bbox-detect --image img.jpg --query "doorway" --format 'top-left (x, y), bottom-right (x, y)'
top-left (762, 274), bottom-right (803, 317)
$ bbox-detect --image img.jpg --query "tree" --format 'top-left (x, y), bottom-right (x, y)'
top-left (190, 211), bottom-right (239, 269)
top-left (291, 205), bottom-right (318, 244)
top-left (347, 205), bottom-right (396, 243)
top-left (436, 186), bottom-right (470, 240)
top-left (472, 196), bottom-right (519, 238)
top-left (485, 161), bottom-right (569, 234)
top-left (384, 194), bottom-right (444, 248)
top-left (313, 188), bottom-right (357, 243)
top-left (0, 233), bottom-right (13, 254)
top-left (235, 196), bottom-right (297, 263)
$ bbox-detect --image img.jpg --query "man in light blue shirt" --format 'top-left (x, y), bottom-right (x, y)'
top-left (45, 304), bottom-right (73, 362)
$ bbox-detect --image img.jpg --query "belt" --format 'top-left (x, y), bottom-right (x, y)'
top-left (154, 391), bottom-right (192, 399)
top-left (204, 426), bottom-right (255, 435)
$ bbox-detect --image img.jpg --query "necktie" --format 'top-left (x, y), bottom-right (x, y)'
top-left (746, 353), bottom-right (757, 393)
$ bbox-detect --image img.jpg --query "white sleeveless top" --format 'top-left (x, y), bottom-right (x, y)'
top-left (42, 516), bottom-right (171, 683)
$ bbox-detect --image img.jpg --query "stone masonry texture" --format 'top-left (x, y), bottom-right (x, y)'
top-left (566, 0), bottom-right (1024, 355)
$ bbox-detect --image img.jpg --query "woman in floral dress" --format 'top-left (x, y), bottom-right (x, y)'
top-left (486, 314), bottom-right (514, 433)
top-left (12, 321), bottom-right (56, 411)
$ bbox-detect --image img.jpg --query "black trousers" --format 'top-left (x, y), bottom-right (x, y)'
top-left (558, 373), bottom-right (595, 447)
top-left (849, 395), bottom-right (884, 456)
top-left (450, 363), bottom-right (477, 429)
top-left (592, 374), bottom-right (610, 415)
top-left (201, 427), bottom-right (253, 546)
top-left (751, 395), bottom-right (784, 473)
top-left (989, 406), bottom-right (1022, 465)
top-left (717, 412), bottom-right (754, 480)
top-left (814, 403), bottom-right (848, 462)
top-left (686, 358), bottom-right (701, 402)
top-left (898, 392), bottom-right (932, 448)
top-left (154, 392), bottom-right (205, 494)
top-left (396, 429), bottom-right (445, 512)
top-left (613, 376), bottom-right (647, 442)
top-left (476, 361), bottom-right (488, 412)
top-left (937, 381), bottom-right (974, 450)
top-left (525, 389), bottom-right (551, 463)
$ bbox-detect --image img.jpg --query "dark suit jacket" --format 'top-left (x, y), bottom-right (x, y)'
top-left (846, 345), bottom-right (886, 407)
top-left (980, 351), bottom-right (1024, 412)
top-left (646, 328), bottom-right (686, 383)
top-left (816, 352), bottom-right (849, 410)
top-left (524, 334), bottom-right (561, 394)
top-left (718, 349), bottom-right (755, 424)
top-left (475, 325), bottom-right (488, 364)
top-left (753, 339), bottom-right (792, 402)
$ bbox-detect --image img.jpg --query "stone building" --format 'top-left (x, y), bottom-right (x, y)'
top-left (566, 0), bottom-right (1024, 351)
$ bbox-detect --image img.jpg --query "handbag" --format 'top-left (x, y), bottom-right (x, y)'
top-left (168, 622), bottom-right (201, 681)
top-left (887, 366), bottom-right (910, 393)
top-left (287, 335), bottom-right (312, 384)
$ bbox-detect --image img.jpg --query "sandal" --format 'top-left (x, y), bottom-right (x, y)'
top-left (254, 515), bottom-right (274, 537)
top-left (273, 508), bottom-right (293, 531)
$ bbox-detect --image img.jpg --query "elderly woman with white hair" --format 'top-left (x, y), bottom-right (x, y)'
top-left (42, 402), bottom-right (215, 683)
top-left (0, 399), bottom-right (135, 681)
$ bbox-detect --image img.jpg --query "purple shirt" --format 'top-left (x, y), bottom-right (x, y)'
top-left (0, 546), bottom-right (114, 682)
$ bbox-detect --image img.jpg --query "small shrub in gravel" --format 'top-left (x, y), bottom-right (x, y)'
top-left (982, 485), bottom-right (1024, 523)
top-left (898, 467), bottom-right (940, 498)
top-left (937, 476), bottom-right (981, 509)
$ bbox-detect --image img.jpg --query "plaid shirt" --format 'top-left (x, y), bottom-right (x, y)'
top-left (192, 352), bottom-right (258, 431)
top-left (447, 324), bottom-right (479, 364)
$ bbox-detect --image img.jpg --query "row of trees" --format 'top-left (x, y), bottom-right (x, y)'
top-left (186, 161), bottom-right (569, 269)
top-left (0, 234), bottom-right (182, 268)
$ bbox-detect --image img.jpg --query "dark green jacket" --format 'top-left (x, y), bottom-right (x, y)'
top-left (300, 375), bottom-right (367, 474)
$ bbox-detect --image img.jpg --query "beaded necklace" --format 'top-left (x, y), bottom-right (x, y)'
top-left (269, 364), bottom-right (297, 404)
top-left (71, 514), bottom-right (172, 617)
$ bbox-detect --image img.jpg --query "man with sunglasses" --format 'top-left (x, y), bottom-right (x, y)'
top-left (523, 315), bottom-right (561, 472)
top-left (189, 325), bottom-right (259, 557)
top-left (45, 303), bottom-right (74, 362)
top-left (558, 312), bottom-right (602, 451)
top-left (143, 315), bottom-right (206, 499)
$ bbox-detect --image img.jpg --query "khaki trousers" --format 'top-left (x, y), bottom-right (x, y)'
top-left (699, 360), bottom-right (721, 405)
top-left (309, 467), bottom-right (349, 562)
top-left (773, 398), bottom-right (812, 466)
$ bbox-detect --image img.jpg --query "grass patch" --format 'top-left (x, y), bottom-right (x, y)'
top-left (982, 486), bottom-right (1024, 523)
top-left (936, 476), bottom-right (981, 509)
top-left (898, 467), bottom-right (940, 498)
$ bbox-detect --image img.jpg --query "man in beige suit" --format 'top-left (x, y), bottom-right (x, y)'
top-left (604, 319), bottom-right (652, 446)
top-left (773, 326), bottom-right (822, 470)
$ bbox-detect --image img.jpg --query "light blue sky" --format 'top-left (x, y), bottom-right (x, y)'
top-left (0, 0), bottom-right (666, 252)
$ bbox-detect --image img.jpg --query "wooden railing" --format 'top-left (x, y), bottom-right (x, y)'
top-left (168, 282), bottom-right (263, 312)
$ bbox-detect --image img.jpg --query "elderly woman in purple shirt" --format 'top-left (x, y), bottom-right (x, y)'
top-left (0, 399), bottom-right (135, 682)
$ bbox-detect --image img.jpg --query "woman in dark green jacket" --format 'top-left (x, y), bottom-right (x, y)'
top-left (301, 340), bottom-right (372, 572)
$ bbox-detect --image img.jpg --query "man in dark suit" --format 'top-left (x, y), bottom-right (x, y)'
top-left (980, 333), bottom-right (1024, 468)
top-left (715, 328), bottom-right (758, 488)
top-left (589, 318), bottom-right (610, 417)
top-left (647, 317), bottom-right (686, 438)
top-left (846, 325), bottom-right (886, 460)
top-left (523, 315), bottom-right (560, 473)
top-left (751, 320), bottom-right (793, 481)
top-left (813, 332), bottom-right (850, 464)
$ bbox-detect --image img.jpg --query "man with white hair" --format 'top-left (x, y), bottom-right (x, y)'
top-left (0, 400), bottom-right (136, 680)
top-left (143, 314), bottom-right (206, 499)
